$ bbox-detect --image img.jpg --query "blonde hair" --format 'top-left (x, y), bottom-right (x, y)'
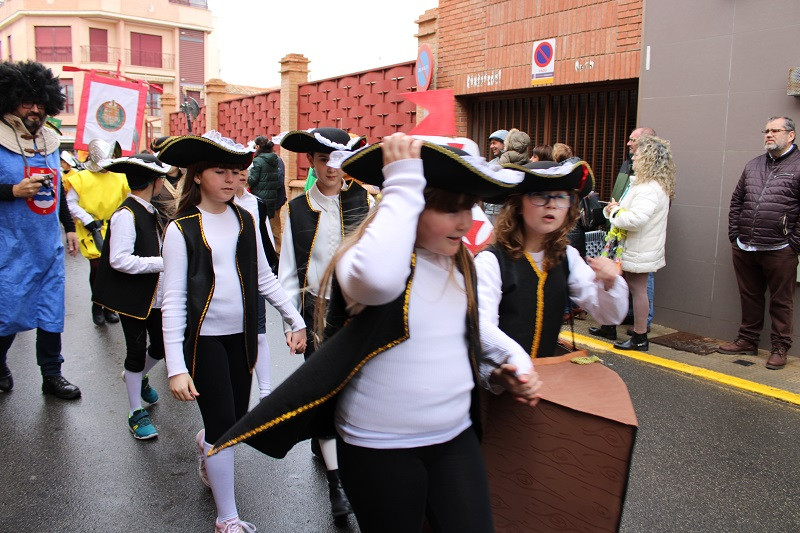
top-left (632, 135), bottom-right (676, 200)
top-left (314, 188), bottom-right (479, 343)
top-left (494, 192), bottom-right (580, 271)
top-left (552, 143), bottom-right (573, 163)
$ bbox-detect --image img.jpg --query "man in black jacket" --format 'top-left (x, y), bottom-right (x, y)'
top-left (718, 116), bottom-right (800, 370)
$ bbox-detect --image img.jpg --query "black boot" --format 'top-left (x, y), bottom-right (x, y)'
top-left (91, 303), bottom-right (105, 326)
top-left (103, 308), bottom-right (120, 324)
top-left (0, 370), bottom-right (12, 392)
top-left (588, 325), bottom-right (617, 341)
top-left (325, 469), bottom-right (353, 518)
top-left (614, 332), bottom-right (649, 351)
top-left (42, 375), bottom-right (81, 400)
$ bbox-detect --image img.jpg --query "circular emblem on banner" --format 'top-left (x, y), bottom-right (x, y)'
top-left (96, 100), bottom-right (126, 132)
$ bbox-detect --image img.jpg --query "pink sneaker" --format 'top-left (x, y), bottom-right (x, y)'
top-left (214, 517), bottom-right (257, 533)
top-left (195, 429), bottom-right (211, 488)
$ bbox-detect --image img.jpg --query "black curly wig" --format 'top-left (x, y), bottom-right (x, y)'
top-left (0, 61), bottom-right (66, 117)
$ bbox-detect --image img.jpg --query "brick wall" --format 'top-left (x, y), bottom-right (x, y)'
top-left (436, 0), bottom-right (643, 132)
top-left (217, 90), bottom-right (281, 145)
top-left (168, 107), bottom-right (206, 136)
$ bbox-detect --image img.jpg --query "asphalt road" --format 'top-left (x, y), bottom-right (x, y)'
top-left (1, 252), bottom-right (799, 532)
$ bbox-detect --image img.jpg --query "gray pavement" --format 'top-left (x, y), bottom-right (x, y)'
top-left (2, 252), bottom-right (800, 532)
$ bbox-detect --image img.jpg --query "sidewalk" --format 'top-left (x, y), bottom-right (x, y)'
top-left (560, 317), bottom-right (800, 406)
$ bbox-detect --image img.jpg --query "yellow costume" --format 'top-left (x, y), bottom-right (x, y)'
top-left (64, 169), bottom-right (129, 259)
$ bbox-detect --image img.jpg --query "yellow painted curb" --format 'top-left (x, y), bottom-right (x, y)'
top-left (560, 331), bottom-right (800, 407)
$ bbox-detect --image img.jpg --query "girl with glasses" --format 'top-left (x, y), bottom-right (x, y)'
top-left (475, 159), bottom-right (628, 378)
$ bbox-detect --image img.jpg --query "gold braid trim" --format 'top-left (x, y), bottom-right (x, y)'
top-left (174, 213), bottom-right (215, 378)
top-left (524, 252), bottom-right (547, 359)
top-left (209, 253), bottom-right (417, 456)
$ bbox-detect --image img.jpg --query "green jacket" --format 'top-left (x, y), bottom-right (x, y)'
top-left (248, 152), bottom-right (283, 216)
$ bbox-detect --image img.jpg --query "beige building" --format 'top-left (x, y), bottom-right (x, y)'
top-left (0, 0), bottom-right (215, 149)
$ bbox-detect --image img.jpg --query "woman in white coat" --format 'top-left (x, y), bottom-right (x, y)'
top-left (602, 135), bottom-right (676, 351)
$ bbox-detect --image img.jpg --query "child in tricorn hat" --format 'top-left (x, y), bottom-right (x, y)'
top-left (475, 159), bottom-right (628, 384)
top-left (209, 133), bottom-right (542, 532)
top-left (275, 126), bottom-right (371, 520)
top-left (158, 131), bottom-right (306, 533)
top-left (92, 153), bottom-right (170, 440)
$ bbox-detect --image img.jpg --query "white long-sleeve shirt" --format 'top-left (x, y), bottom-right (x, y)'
top-left (234, 189), bottom-right (276, 247)
top-left (278, 180), bottom-right (374, 331)
top-left (107, 194), bottom-right (164, 308)
top-left (333, 159), bottom-right (473, 449)
top-left (66, 187), bottom-right (94, 226)
top-left (161, 205), bottom-right (305, 377)
top-left (475, 246), bottom-right (629, 391)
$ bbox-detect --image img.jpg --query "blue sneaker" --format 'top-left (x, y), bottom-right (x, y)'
top-left (128, 408), bottom-right (158, 440)
top-left (140, 374), bottom-right (158, 404)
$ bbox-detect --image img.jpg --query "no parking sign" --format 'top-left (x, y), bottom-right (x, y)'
top-left (531, 39), bottom-right (556, 86)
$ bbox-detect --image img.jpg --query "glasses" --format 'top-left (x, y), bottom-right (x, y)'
top-left (20, 101), bottom-right (43, 110)
top-left (527, 192), bottom-right (573, 209)
top-left (762, 128), bottom-right (790, 135)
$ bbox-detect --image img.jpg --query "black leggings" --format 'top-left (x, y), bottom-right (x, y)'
top-left (119, 309), bottom-right (165, 372)
top-left (337, 427), bottom-right (494, 533)
top-left (192, 334), bottom-right (251, 443)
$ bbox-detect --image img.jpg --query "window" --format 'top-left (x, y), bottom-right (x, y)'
top-left (60, 79), bottom-right (74, 114)
top-left (89, 28), bottom-right (108, 63)
top-left (130, 32), bottom-right (162, 68)
top-left (146, 84), bottom-right (162, 116)
top-left (8, 36), bottom-right (12, 61)
top-left (35, 26), bottom-right (71, 62)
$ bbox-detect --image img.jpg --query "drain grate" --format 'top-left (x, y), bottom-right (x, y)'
top-left (733, 359), bottom-right (755, 367)
top-left (649, 332), bottom-right (721, 355)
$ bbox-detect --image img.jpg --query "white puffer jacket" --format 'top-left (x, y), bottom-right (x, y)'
top-left (606, 178), bottom-right (670, 273)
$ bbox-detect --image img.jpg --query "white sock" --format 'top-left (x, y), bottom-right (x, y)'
top-left (202, 439), bottom-right (238, 523)
top-left (320, 438), bottom-right (338, 471)
top-left (254, 334), bottom-right (271, 399)
top-left (142, 354), bottom-right (159, 376)
top-left (124, 370), bottom-right (143, 413)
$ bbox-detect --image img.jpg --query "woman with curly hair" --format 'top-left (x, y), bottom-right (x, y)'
top-left (475, 160), bottom-right (628, 373)
top-left (600, 135), bottom-right (676, 351)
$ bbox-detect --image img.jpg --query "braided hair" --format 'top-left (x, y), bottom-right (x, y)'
top-left (0, 60), bottom-right (65, 117)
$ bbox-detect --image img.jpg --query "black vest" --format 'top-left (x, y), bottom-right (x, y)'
top-left (486, 245), bottom-right (569, 358)
top-left (92, 197), bottom-right (162, 319)
top-left (211, 254), bottom-right (483, 458)
top-left (170, 204), bottom-right (259, 377)
top-left (287, 180), bottom-right (371, 309)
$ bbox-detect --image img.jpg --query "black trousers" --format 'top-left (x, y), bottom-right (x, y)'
top-left (192, 334), bottom-right (251, 443)
top-left (337, 427), bottom-right (494, 533)
top-left (0, 328), bottom-right (64, 377)
top-left (119, 309), bottom-right (165, 372)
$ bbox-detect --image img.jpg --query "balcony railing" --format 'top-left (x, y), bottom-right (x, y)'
top-left (126, 49), bottom-right (174, 69)
top-left (80, 45), bottom-right (121, 64)
top-left (168, 0), bottom-right (208, 8)
top-left (35, 46), bottom-right (72, 63)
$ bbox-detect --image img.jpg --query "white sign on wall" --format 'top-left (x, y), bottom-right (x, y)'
top-left (531, 39), bottom-right (556, 86)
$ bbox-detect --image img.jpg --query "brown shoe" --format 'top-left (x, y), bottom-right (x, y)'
top-left (766, 345), bottom-right (788, 370)
top-left (717, 338), bottom-right (757, 355)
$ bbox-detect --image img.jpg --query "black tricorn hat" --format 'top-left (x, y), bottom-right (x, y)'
top-left (493, 158), bottom-right (595, 202)
top-left (150, 136), bottom-right (173, 153)
top-left (156, 130), bottom-right (254, 168)
top-left (338, 141), bottom-right (523, 200)
top-left (102, 153), bottom-right (169, 190)
top-left (278, 127), bottom-right (367, 154)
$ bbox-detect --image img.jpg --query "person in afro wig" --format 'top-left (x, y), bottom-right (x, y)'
top-left (0, 60), bottom-right (65, 120)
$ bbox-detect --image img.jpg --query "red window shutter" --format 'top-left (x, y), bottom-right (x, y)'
top-left (131, 32), bottom-right (162, 68)
top-left (179, 29), bottom-right (205, 85)
top-left (89, 28), bottom-right (108, 63)
top-left (35, 26), bottom-right (71, 62)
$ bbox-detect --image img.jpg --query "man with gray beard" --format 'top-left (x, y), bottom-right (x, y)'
top-left (719, 116), bottom-right (800, 370)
